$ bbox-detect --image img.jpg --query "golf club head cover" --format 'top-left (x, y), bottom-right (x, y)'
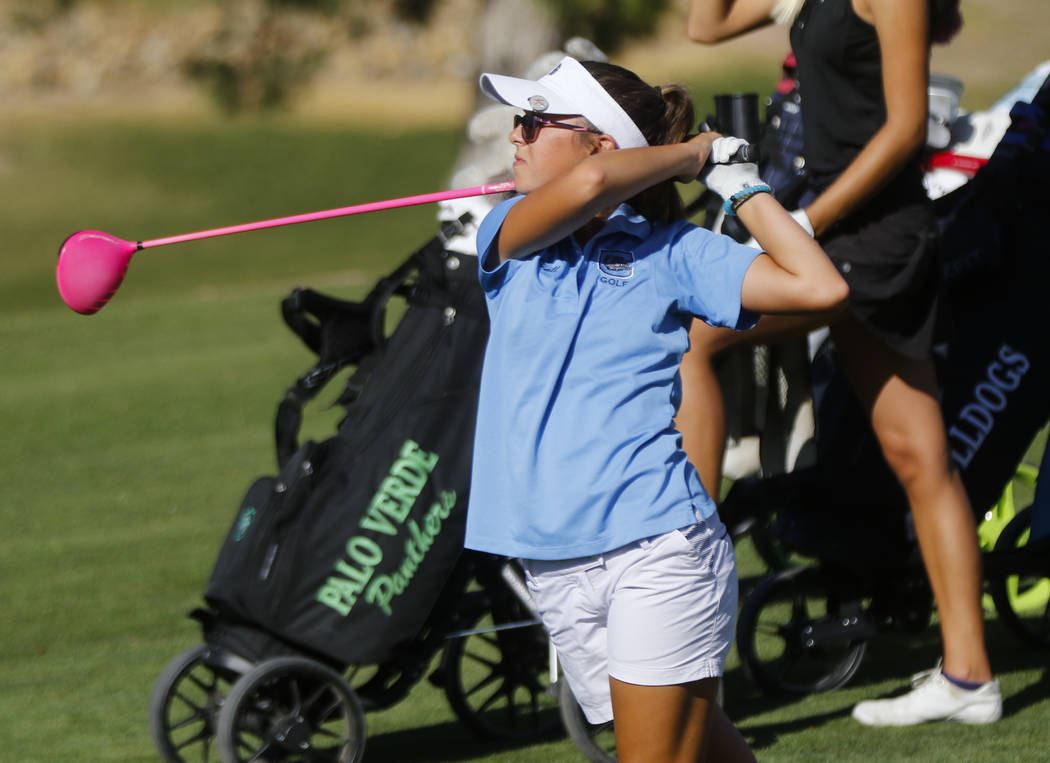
top-left (700, 137), bottom-right (771, 215)
top-left (525, 38), bottom-right (610, 80)
top-left (564, 36), bottom-right (609, 64)
top-left (468, 104), bottom-right (518, 144)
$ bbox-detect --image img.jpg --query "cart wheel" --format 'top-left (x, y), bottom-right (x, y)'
top-left (149, 644), bottom-right (239, 762)
top-left (736, 566), bottom-right (867, 696)
top-left (441, 605), bottom-right (562, 741)
top-left (747, 512), bottom-right (792, 572)
top-left (990, 506), bottom-right (1050, 647)
top-left (559, 679), bottom-right (617, 762)
top-left (216, 657), bottom-right (365, 763)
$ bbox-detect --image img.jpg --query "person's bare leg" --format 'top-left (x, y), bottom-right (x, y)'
top-left (831, 317), bottom-right (991, 682)
top-left (677, 322), bottom-right (737, 497)
top-left (703, 699), bottom-right (756, 763)
top-left (678, 315), bottom-right (830, 498)
top-left (610, 677), bottom-right (754, 763)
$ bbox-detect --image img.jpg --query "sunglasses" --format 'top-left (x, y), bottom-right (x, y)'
top-left (513, 112), bottom-right (600, 143)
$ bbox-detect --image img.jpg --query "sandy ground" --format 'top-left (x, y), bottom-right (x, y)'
top-left (3, 0), bottom-right (1045, 126)
top-left (290, 0), bottom-right (1049, 124)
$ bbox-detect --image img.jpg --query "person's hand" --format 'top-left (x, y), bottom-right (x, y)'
top-left (699, 136), bottom-right (764, 201)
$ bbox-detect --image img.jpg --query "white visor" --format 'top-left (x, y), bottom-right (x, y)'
top-left (479, 56), bottom-right (649, 150)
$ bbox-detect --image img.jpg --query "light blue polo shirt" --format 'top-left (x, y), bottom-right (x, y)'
top-left (465, 195), bottom-right (761, 560)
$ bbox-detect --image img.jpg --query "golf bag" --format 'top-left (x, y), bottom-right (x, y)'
top-left (201, 214), bottom-right (489, 666)
top-left (931, 75), bottom-right (1050, 511)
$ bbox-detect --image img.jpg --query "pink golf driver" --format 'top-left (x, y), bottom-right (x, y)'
top-left (56, 181), bottom-right (516, 315)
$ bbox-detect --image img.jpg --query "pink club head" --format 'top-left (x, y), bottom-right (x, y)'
top-left (56, 230), bottom-right (139, 315)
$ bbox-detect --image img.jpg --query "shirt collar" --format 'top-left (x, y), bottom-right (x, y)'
top-left (598, 204), bottom-right (652, 241)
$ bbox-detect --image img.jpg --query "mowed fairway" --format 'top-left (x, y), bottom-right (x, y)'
top-left (3, 72), bottom-right (1049, 762)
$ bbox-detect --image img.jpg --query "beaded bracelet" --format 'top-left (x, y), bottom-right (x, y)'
top-left (723, 184), bottom-right (773, 216)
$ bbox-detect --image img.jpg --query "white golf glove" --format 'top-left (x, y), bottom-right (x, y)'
top-left (700, 137), bottom-right (769, 214)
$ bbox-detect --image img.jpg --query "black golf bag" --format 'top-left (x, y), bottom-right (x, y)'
top-left (200, 214), bottom-right (489, 666)
top-left (936, 81), bottom-right (1050, 513)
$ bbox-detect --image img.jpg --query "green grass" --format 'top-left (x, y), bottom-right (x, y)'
top-left (2, 79), bottom-right (1049, 761)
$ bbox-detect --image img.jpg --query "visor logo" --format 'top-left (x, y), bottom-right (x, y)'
top-left (598, 250), bottom-right (634, 279)
top-left (528, 95), bottom-right (549, 112)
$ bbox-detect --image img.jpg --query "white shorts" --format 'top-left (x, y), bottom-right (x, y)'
top-left (522, 513), bottom-right (738, 724)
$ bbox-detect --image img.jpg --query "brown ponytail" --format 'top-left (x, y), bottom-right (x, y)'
top-left (582, 61), bottom-right (695, 223)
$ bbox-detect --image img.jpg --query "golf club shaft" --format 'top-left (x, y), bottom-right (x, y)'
top-left (140, 181), bottom-right (516, 249)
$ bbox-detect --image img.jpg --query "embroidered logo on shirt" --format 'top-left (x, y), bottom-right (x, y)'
top-left (539, 255), bottom-right (562, 272)
top-left (598, 250), bottom-right (635, 279)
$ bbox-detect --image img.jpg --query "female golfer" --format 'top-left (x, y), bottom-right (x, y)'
top-left (463, 57), bottom-right (847, 761)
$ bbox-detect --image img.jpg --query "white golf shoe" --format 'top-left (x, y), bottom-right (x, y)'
top-left (852, 664), bottom-right (1002, 726)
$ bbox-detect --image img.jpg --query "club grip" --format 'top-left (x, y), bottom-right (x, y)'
top-left (693, 120), bottom-right (760, 165)
top-left (727, 143), bottom-right (759, 164)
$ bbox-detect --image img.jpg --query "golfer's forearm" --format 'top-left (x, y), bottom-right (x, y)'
top-left (687, 0), bottom-right (774, 43)
top-left (804, 120), bottom-right (926, 236)
top-left (738, 193), bottom-right (847, 310)
top-left (739, 194), bottom-right (822, 272)
top-left (568, 144), bottom-right (703, 212)
top-left (498, 144), bottom-right (703, 262)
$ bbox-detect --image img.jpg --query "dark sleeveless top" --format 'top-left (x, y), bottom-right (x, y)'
top-left (790, 0), bottom-right (941, 359)
top-left (789, 0), bottom-right (924, 200)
